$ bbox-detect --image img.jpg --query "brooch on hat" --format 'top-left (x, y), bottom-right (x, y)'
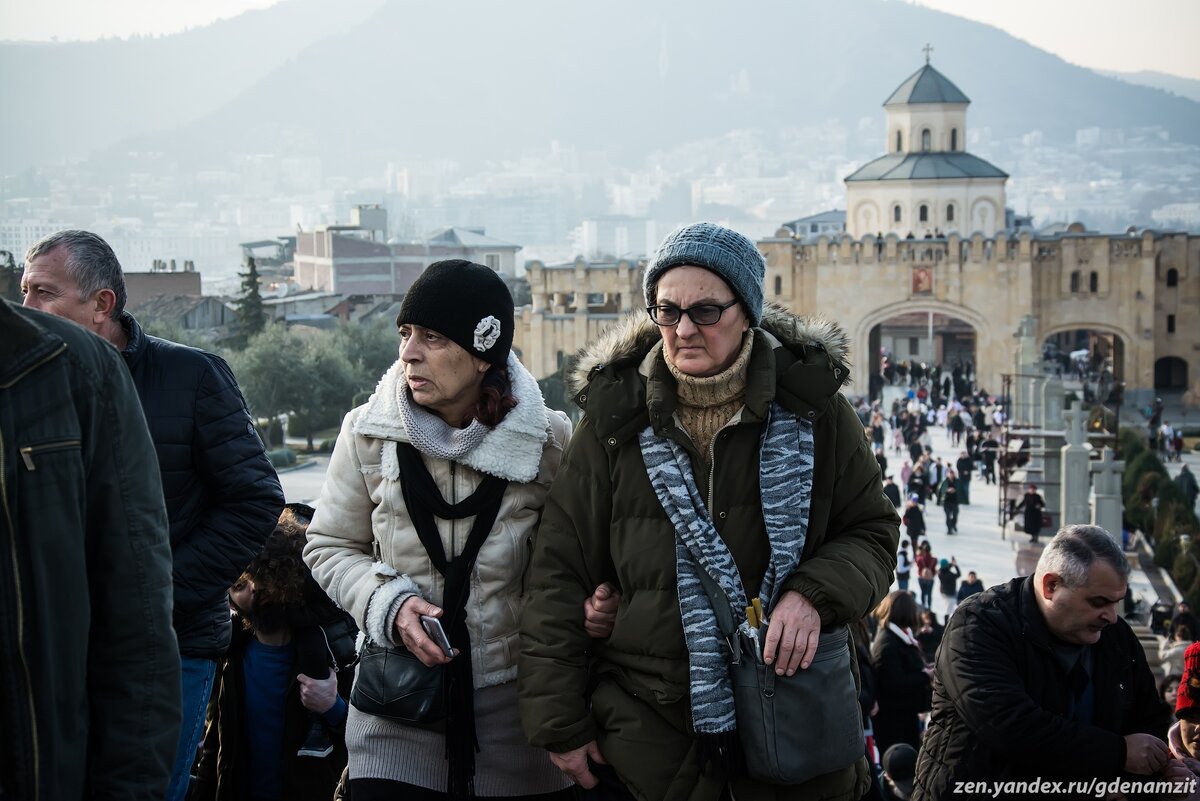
top-left (474, 316), bottom-right (501, 352)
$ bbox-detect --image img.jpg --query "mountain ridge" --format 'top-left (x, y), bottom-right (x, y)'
top-left (4, 0), bottom-right (1198, 175)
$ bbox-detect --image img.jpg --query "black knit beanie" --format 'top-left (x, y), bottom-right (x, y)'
top-left (395, 260), bottom-right (514, 369)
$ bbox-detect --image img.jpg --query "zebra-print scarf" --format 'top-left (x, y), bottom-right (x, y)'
top-left (638, 402), bottom-right (814, 738)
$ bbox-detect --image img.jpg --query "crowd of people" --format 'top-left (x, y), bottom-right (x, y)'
top-left (5, 222), bottom-right (1199, 801)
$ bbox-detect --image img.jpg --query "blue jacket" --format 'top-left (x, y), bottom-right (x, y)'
top-left (120, 313), bottom-right (284, 659)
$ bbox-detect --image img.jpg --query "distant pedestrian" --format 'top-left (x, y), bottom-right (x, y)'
top-left (937, 558), bottom-right (961, 620)
top-left (903, 496), bottom-right (927, 544)
top-left (1177, 465), bottom-right (1198, 512)
top-left (896, 539), bottom-right (913, 591)
top-left (916, 610), bottom-right (944, 665)
top-left (1160, 623), bottom-right (1196, 679)
top-left (955, 450), bottom-right (973, 505)
top-left (915, 542), bottom-right (937, 610)
top-left (956, 571), bottom-right (984, 604)
top-left (938, 475), bottom-right (959, 535)
top-left (884, 475), bottom-right (902, 508)
top-left (1015, 483), bottom-right (1047, 544)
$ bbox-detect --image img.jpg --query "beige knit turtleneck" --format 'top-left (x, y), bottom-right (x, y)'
top-left (665, 332), bottom-right (754, 467)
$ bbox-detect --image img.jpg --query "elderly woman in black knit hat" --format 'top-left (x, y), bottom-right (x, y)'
top-left (519, 223), bottom-right (900, 801)
top-left (304, 260), bottom-right (615, 800)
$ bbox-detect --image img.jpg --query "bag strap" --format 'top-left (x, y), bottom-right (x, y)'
top-left (694, 568), bottom-right (745, 666)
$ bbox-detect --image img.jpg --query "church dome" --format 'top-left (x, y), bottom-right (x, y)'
top-left (884, 64), bottom-right (970, 106)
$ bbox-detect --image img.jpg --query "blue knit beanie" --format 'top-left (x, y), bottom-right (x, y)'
top-left (643, 222), bottom-right (766, 326)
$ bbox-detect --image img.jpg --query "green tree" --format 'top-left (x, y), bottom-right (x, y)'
top-left (140, 319), bottom-right (217, 352)
top-left (331, 318), bottom-right (401, 404)
top-left (0, 250), bottom-right (20, 303)
top-left (227, 324), bottom-right (307, 447)
top-left (231, 256), bottom-right (267, 348)
top-left (293, 332), bottom-right (360, 450)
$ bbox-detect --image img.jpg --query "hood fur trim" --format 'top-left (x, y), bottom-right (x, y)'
top-left (354, 351), bottom-right (550, 483)
top-left (568, 302), bottom-right (851, 394)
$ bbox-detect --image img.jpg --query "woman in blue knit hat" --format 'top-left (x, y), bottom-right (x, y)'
top-left (520, 223), bottom-right (900, 801)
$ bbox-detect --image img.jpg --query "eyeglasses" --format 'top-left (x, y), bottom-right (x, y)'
top-left (646, 299), bottom-right (738, 327)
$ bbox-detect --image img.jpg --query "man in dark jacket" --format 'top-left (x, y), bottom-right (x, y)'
top-left (21, 230), bottom-right (284, 800)
top-left (0, 299), bottom-right (180, 799)
top-left (914, 525), bottom-right (1177, 800)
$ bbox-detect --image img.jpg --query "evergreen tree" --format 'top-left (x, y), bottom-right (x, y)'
top-left (0, 250), bottom-right (20, 303)
top-left (232, 256), bottom-right (267, 347)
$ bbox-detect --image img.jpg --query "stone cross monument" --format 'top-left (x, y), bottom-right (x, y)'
top-left (1090, 446), bottom-right (1125, 543)
top-left (1061, 401), bottom-right (1092, 526)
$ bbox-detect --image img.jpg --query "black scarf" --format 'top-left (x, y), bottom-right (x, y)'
top-left (396, 443), bottom-right (508, 800)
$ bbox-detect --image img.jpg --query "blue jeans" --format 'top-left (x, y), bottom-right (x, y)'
top-left (918, 578), bottom-right (935, 610)
top-left (166, 656), bottom-right (218, 801)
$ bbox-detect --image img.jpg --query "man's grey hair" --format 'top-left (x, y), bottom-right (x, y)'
top-left (1035, 524), bottom-right (1130, 588)
top-left (25, 230), bottom-right (127, 318)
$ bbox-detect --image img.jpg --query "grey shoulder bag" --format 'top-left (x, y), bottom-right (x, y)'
top-left (696, 570), bottom-right (864, 785)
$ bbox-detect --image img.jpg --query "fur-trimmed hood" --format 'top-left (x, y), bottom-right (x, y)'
top-left (567, 302), bottom-right (851, 395)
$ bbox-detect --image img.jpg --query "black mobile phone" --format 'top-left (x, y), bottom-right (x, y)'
top-left (420, 615), bottom-right (454, 656)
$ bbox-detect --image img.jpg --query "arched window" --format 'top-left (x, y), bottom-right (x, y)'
top-left (946, 204), bottom-right (955, 222)
top-left (896, 131), bottom-right (902, 152)
top-left (919, 205), bottom-right (929, 223)
top-left (893, 205), bottom-right (902, 223)
top-left (774, 275), bottom-right (783, 296)
top-left (921, 129), bottom-right (931, 151)
top-left (1070, 271), bottom-right (1081, 293)
top-left (1167, 268), bottom-right (1179, 287)
top-left (950, 128), bottom-right (958, 151)
top-left (1089, 271), bottom-right (1098, 293)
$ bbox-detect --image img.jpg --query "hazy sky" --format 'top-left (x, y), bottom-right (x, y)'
top-left (2, 0), bottom-right (1199, 80)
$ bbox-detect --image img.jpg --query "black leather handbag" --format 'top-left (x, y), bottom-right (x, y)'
top-left (350, 639), bottom-right (446, 727)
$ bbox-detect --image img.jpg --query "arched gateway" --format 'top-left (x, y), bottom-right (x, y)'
top-left (855, 300), bottom-right (992, 397)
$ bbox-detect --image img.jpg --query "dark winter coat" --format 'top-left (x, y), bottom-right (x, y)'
top-left (870, 625), bottom-right (931, 754)
top-left (519, 307), bottom-right (900, 801)
top-left (913, 578), bottom-right (1170, 799)
top-left (190, 623), bottom-right (356, 801)
top-left (937, 564), bottom-right (960, 596)
top-left (119, 313), bottom-right (284, 658)
top-left (903, 505), bottom-right (926, 537)
top-left (1015, 491), bottom-right (1047, 537)
top-left (956, 579), bottom-right (985, 603)
top-left (0, 301), bottom-right (180, 800)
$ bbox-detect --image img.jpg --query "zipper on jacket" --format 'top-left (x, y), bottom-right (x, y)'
top-left (707, 416), bottom-right (742, 515)
top-left (0, 427), bottom-right (41, 800)
top-left (450, 461), bottom-right (458, 558)
top-left (19, 439), bottom-right (82, 471)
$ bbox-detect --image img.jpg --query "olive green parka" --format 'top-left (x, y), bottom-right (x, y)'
top-left (519, 306), bottom-right (900, 801)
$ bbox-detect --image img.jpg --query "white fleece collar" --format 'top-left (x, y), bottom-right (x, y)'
top-left (888, 621), bottom-right (921, 648)
top-left (353, 351), bottom-right (550, 484)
